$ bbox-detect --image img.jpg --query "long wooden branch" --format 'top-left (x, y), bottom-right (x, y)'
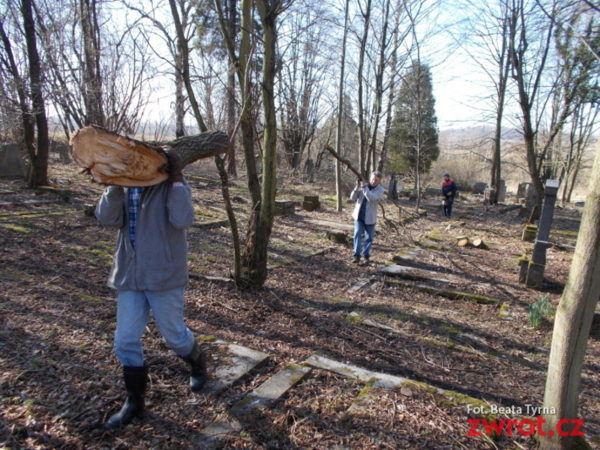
top-left (325, 144), bottom-right (364, 181)
top-left (152, 131), bottom-right (231, 167)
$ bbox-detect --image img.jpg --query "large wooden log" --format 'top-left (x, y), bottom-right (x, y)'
top-left (70, 125), bottom-right (231, 186)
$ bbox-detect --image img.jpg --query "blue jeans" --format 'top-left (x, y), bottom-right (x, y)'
top-left (353, 220), bottom-right (376, 258)
top-left (114, 288), bottom-right (195, 367)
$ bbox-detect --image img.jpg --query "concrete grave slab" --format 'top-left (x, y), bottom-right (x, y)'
top-left (203, 341), bottom-right (270, 395)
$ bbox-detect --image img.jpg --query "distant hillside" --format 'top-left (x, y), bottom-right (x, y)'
top-left (439, 126), bottom-right (522, 149)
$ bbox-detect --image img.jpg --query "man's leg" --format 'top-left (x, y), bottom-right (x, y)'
top-left (353, 220), bottom-right (365, 262)
top-left (447, 200), bottom-right (453, 218)
top-left (363, 224), bottom-right (376, 259)
top-left (146, 287), bottom-right (195, 358)
top-left (147, 288), bottom-right (206, 392)
top-left (115, 291), bottom-right (150, 367)
top-left (104, 291), bottom-right (150, 429)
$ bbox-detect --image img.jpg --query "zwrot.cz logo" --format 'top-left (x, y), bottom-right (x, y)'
top-left (466, 405), bottom-right (585, 437)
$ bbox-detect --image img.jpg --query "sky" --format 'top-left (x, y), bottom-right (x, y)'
top-left (136, 0), bottom-right (502, 133)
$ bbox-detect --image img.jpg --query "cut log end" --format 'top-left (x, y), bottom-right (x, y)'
top-left (70, 126), bottom-right (168, 187)
top-left (471, 238), bottom-right (489, 250)
top-left (457, 238), bottom-right (470, 247)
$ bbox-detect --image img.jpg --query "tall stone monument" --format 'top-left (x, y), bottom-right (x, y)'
top-left (524, 179), bottom-right (560, 289)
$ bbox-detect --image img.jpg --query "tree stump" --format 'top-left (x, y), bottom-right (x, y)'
top-left (326, 230), bottom-right (348, 244)
top-left (274, 200), bottom-right (295, 216)
top-left (302, 195), bottom-right (320, 211)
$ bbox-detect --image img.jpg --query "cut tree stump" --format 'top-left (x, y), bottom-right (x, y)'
top-left (302, 195), bottom-right (320, 211)
top-left (274, 200), bottom-right (295, 216)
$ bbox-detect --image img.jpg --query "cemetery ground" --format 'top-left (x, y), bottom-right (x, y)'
top-left (1, 160), bottom-right (599, 450)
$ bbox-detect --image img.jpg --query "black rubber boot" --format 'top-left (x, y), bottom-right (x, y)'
top-left (182, 341), bottom-right (207, 393)
top-left (103, 365), bottom-right (147, 430)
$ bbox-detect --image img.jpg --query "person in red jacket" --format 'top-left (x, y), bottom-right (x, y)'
top-left (441, 173), bottom-right (458, 218)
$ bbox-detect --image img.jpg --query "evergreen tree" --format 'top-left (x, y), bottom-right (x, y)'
top-left (388, 62), bottom-right (439, 180)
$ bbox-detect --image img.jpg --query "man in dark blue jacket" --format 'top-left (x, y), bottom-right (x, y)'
top-left (441, 173), bottom-right (458, 218)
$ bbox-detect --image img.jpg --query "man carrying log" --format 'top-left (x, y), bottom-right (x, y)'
top-left (94, 151), bottom-right (207, 430)
top-left (350, 171), bottom-right (385, 264)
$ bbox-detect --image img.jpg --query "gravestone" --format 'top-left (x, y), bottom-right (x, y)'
top-left (483, 187), bottom-right (497, 209)
top-left (517, 182), bottom-right (535, 217)
top-left (473, 182), bottom-right (487, 194)
top-left (387, 175), bottom-right (398, 200)
top-left (516, 182), bottom-right (534, 205)
top-left (0, 144), bottom-right (26, 178)
top-left (497, 179), bottom-right (507, 202)
top-left (51, 140), bottom-right (71, 163)
top-left (425, 187), bottom-right (442, 197)
top-left (525, 179), bottom-right (560, 289)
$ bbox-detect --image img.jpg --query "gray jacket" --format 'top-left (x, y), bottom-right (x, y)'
top-left (95, 182), bottom-right (195, 291)
top-left (350, 183), bottom-right (385, 225)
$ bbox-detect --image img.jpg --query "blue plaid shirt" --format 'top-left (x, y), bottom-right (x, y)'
top-left (127, 187), bottom-right (144, 249)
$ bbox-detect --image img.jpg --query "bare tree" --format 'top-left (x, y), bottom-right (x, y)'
top-left (508, 0), bottom-right (597, 217)
top-left (355, 0), bottom-right (372, 178)
top-left (122, 0), bottom-right (195, 137)
top-left (32, 0), bottom-right (153, 136)
top-left (79, 0), bottom-right (105, 126)
top-left (560, 100), bottom-right (598, 204)
top-left (0, 0), bottom-right (49, 187)
top-left (214, 0), bottom-right (287, 288)
top-left (335, 0), bottom-right (351, 211)
top-left (277, 2), bottom-right (329, 171)
top-left (462, 0), bottom-right (512, 198)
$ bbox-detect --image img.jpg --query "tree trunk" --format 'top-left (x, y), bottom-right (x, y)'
top-left (168, 0), bottom-right (206, 133)
top-left (356, 0), bottom-right (371, 178)
top-left (171, 0), bottom-right (242, 285)
top-left (241, 0), bottom-right (278, 289)
top-left (225, 0), bottom-right (237, 176)
top-left (335, 0), bottom-right (350, 212)
top-left (366, 0), bottom-right (390, 176)
top-left (80, 0), bottom-right (105, 126)
top-left (175, 49), bottom-right (186, 137)
top-left (491, 9), bottom-right (510, 197)
top-left (22, 0), bottom-right (49, 187)
top-left (377, 19), bottom-right (399, 174)
top-left (541, 142), bottom-right (600, 449)
top-left (0, 22), bottom-right (36, 182)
